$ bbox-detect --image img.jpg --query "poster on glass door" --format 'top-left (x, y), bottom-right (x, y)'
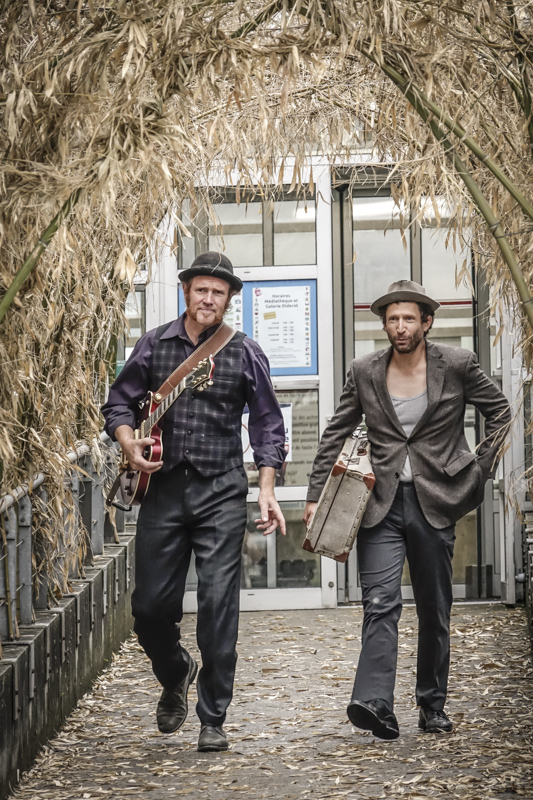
top-left (252, 284), bottom-right (311, 369)
top-left (242, 403), bottom-right (292, 463)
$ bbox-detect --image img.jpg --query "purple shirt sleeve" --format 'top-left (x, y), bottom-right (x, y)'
top-left (101, 330), bottom-right (156, 439)
top-left (242, 338), bottom-right (287, 470)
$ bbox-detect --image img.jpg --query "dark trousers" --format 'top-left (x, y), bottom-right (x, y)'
top-left (352, 483), bottom-right (455, 711)
top-left (132, 463), bottom-right (248, 727)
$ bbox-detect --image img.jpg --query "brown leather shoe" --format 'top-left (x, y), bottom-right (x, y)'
top-left (156, 655), bottom-right (198, 733)
top-left (198, 724), bottom-right (229, 752)
top-left (347, 698), bottom-right (400, 740)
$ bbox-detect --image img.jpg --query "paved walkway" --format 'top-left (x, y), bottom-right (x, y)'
top-left (9, 603), bottom-right (533, 800)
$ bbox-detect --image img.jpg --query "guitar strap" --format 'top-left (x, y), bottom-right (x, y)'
top-left (154, 321), bottom-right (237, 401)
top-left (105, 321), bottom-right (237, 508)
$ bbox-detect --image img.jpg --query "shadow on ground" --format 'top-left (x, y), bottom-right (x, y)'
top-left (9, 604), bottom-right (533, 799)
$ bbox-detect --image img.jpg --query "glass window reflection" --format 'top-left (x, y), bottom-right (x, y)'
top-left (124, 289), bottom-right (145, 359)
top-left (421, 226), bottom-right (472, 301)
top-left (353, 196), bottom-right (410, 303)
top-left (276, 502), bottom-right (320, 588)
top-left (243, 390), bottom-right (319, 488)
top-left (241, 501), bottom-right (321, 589)
top-left (273, 200), bottom-right (316, 265)
top-left (209, 201), bottom-right (263, 267)
top-left (179, 199), bottom-right (196, 270)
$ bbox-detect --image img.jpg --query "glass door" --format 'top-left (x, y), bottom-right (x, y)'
top-left (181, 161), bottom-right (338, 611)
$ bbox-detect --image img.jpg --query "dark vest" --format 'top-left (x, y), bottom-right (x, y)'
top-left (150, 324), bottom-right (247, 476)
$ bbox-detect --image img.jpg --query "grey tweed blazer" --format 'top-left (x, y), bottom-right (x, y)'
top-left (307, 341), bottom-right (511, 529)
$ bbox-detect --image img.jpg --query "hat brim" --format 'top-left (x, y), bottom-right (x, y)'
top-left (370, 291), bottom-right (440, 316)
top-left (178, 265), bottom-right (243, 292)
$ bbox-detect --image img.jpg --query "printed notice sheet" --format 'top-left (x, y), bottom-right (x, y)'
top-left (252, 285), bottom-right (311, 369)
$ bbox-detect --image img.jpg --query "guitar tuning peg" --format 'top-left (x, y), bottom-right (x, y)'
top-left (207, 380), bottom-right (213, 386)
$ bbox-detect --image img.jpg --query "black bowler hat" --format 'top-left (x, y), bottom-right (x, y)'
top-left (179, 251), bottom-right (243, 292)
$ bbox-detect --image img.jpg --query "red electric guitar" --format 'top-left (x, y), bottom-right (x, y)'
top-left (116, 356), bottom-right (215, 508)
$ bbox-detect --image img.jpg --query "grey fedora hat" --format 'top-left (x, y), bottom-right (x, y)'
top-left (179, 251), bottom-right (243, 292)
top-left (370, 279), bottom-right (440, 316)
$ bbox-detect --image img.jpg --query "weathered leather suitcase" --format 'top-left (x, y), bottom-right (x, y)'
top-left (303, 429), bottom-right (375, 562)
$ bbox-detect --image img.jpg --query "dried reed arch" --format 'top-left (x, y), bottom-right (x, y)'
top-left (1, 0), bottom-right (532, 591)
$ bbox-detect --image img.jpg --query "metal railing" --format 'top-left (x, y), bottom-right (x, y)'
top-left (0, 433), bottom-right (123, 648)
top-left (523, 512), bottom-right (533, 643)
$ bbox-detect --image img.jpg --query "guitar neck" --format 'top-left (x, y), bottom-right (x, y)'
top-left (139, 379), bottom-right (186, 438)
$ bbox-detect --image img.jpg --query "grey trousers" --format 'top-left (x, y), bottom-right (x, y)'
top-left (352, 482), bottom-right (455, 711)
top-left (132, 463), bottom-right (248, 727)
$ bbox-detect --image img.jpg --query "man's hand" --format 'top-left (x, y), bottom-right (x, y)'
top-left (255, 466), bottom-right (286, 537)
top-left (303, 501), bottom-right (318, 529)
top-left (115, 425), bottom-right (164, 474)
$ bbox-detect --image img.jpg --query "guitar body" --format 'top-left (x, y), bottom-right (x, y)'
top-left (111, 356), bottom-right (215, 511)
top-left (118, 393), bottom-right (163, 506)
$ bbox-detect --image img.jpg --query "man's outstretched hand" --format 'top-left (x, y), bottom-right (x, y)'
top-left (255, 466), bottom-right (286, 536)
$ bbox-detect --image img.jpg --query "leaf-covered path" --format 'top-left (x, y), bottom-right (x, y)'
top-left (10, 604), bottom-right (533, 800)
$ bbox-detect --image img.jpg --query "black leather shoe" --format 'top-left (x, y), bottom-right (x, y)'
top-left (418, 706), bottom-right (453, 733)
top-left (156, 655), bottom-right (198, 733)
top-left (198, 724), bottom-right (229, 752)
top-left (347, 698), bottom-right (400, 740)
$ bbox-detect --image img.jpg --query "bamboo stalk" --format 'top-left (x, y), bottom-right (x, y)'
top-left (359, 54), bottom-right (533, 224)
top-left (0, 188), bottom-right (82, 326)
top-left (231, 0), bottom-right (286, 39)
top-left (349, 44), bottom-right (533, 328)
top-left (505, 0), bottom-right (533, 159)
top-left (404, 84), bottom-right (533, 330)
top-left (434, 128), bottom-right (533, 329)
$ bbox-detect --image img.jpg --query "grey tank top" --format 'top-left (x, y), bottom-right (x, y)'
top-left (390, 389), bottom-right (428, 482)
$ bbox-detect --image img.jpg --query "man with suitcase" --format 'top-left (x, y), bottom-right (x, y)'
top-left (304, 280), bottom-right (510, 739)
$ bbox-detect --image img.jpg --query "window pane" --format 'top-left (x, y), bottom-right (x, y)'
top-left (421, 211), bottom-right (474, 351)
top-left (242, 516), bottom-right (268, 588)
top-left (353, 197), bottom-right (410, 303)
top-left (209, 201), bottom-right (263, 267)
top-left (124, 289), bottom-right (145, 359)
top-left (353, 309), bottom-right (389, 359)
top-left (351, 197), bottom-right (410, 358)
top-left (273, 200), bottom-right (316, 265)
top-left (178, 198), bottom-right (200, 269)
top-left (421, 226), bottom-right (472, 300)
top-left (242, 502), bottom-right (321, 589)
top-left (429, 306), bottom-right (474, 351)
top-left (243, 389), bottom-right (319, 488)
top-left (276, 502), bottom-right (320, 587)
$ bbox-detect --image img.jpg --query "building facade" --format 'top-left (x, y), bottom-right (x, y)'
top-left (119, 158), bottom-right (527, 611)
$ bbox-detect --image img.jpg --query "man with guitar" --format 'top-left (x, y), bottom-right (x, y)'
top-left (102, 252), bottom-right (286, 752)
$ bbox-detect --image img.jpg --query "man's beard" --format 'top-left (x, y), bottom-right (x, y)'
top-left (387, 328), bottom-right (425, 353)
top-left (187, 306), bottom-right (225, 325)
top-left (184, 295), bottom-right (232, 326)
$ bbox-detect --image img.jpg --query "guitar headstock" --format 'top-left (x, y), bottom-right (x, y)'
top-left (186, 355), bottom-right (215, 392)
